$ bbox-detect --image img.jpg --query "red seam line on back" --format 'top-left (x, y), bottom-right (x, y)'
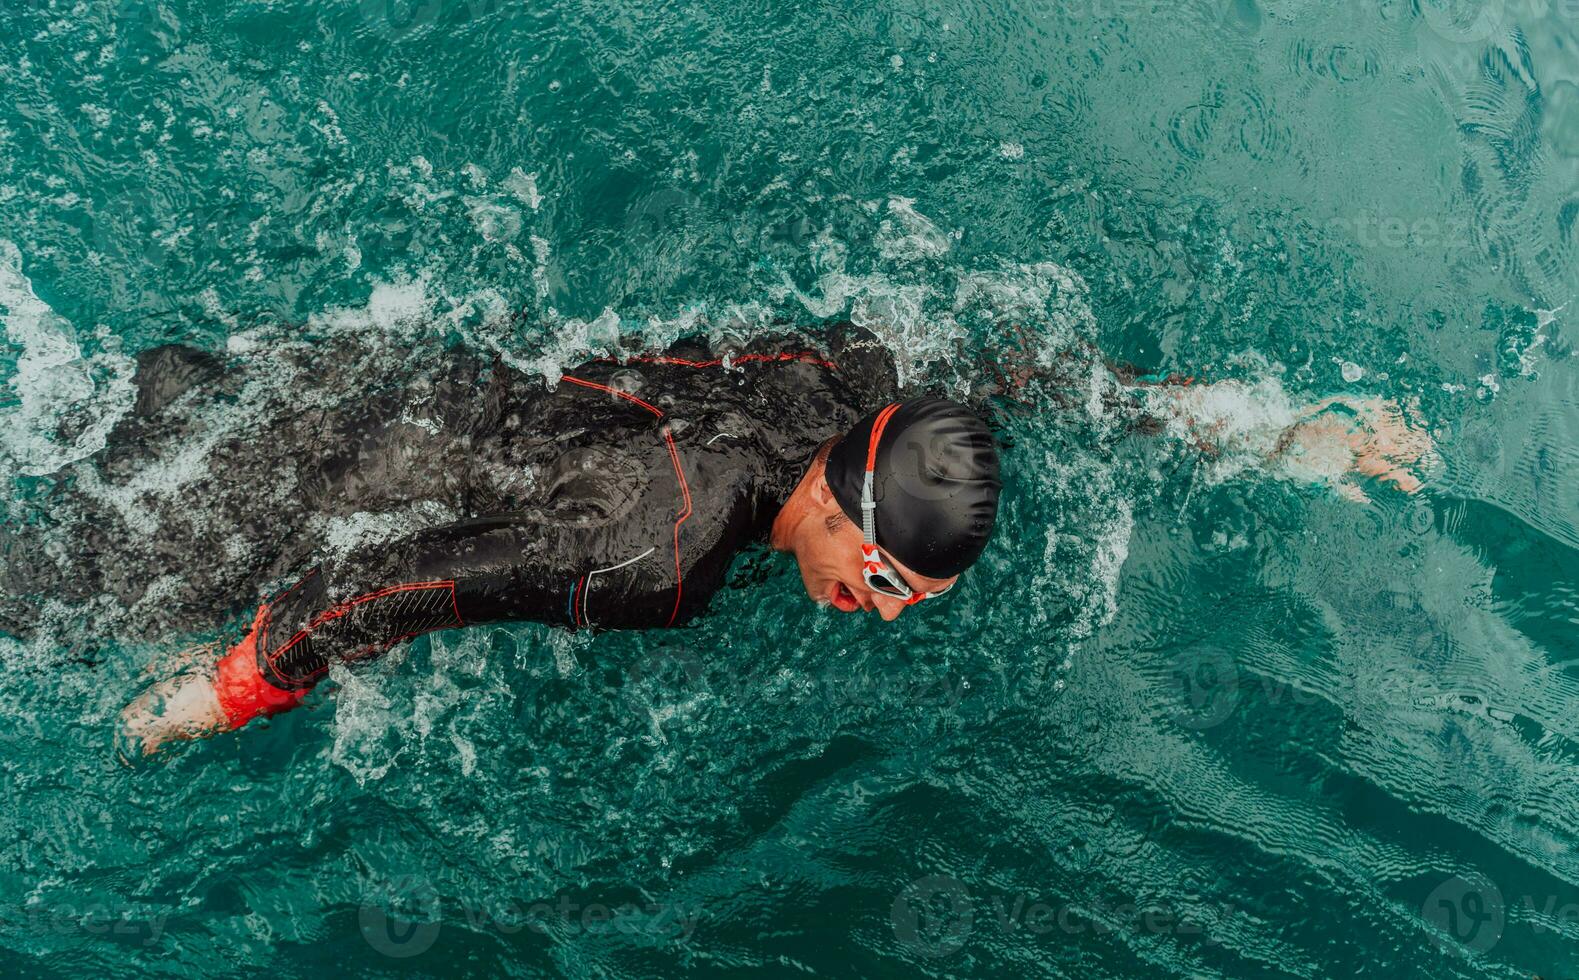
top-left (596, 351), bottom-right (837, 371)
top-left (559, 374), bottom-right (664, 417)
top-left (573, 575), bottom-right (586, 628)
top-left (562, 373), bottom-right (691, 627)
top-left (269, 580), bottom-right (460, 682)
top-left (663, 427), bottom-right (693, 627)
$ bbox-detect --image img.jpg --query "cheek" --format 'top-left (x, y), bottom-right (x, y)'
top-left (822, 520), bottom-right (860, 562)
top-left (819, 545), bottom-right (850, 581)
top-left (832, 541), bottom-right (864, 582)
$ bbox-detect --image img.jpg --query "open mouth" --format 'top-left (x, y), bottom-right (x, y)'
top-left (829, 580), bottom-right (860, 613)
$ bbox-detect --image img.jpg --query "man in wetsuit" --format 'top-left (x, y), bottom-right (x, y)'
top-left (99, 318), bottom-right (1433, 757)
top-left (113, 322), bottom-right (1004, 756)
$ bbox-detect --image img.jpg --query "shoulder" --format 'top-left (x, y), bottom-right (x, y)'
top-left (648, 320), bottom-right (900, 405)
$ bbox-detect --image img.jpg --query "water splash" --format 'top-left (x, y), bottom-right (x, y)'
top-left (0, 241), bottom-right (135, 477)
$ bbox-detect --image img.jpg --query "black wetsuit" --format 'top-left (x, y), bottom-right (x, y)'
top-left (4, 322), bottom-right (902, 700)
top-left (251, 325), bottom-right (903, 692)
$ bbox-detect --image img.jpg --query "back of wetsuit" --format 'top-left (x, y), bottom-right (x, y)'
top-left (215, 322), bottom-right (900, 725)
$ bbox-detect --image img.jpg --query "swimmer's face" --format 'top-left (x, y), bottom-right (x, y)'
top-left (789, 474), bottom-right (958, 622)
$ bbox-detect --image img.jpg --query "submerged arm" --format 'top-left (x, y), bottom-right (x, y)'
top-left (971, 324), bottom-right (1436, 500)
top-left (117, 515), bottom-right (638, 758)
top-left (1134, 378), bottom-right (1437, 502)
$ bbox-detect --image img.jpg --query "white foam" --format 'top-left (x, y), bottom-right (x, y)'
top-left (779, 204), bottom-right (1097, 386)
top-left (79, 103), bottom-right (110, 129)
top-left (503, 168), bottom-right (542, 211)
top-left (464, 196), bottom-right (523, 243)
top-left (0, 240), bottom-right (135, 477)
top-left (303, 275), bottom-right (437, 341)
top-left (327, 656), bottom-right (410, 785)
top-left (1025, 443), bottom-right (1137, 675)
top-left (312, 501), bottom-right (461, 563)
top-left (875, 196), bottom-right (954, 263)
top-left (1139, 376), bottom-right (1300, 485)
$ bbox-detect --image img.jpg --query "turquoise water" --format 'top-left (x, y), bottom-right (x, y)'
top-left (2, 0), bottom-right (1579, 976)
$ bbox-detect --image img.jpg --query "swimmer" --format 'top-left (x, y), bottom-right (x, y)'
top-left (93, 322), bottom-right (1431, 757)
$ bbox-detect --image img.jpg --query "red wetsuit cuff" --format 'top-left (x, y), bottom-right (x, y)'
top-left (214, 618), bottom-right (309, 729)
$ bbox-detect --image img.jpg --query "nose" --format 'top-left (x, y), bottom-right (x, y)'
top-left (872, 593), bottom-right (906, 621)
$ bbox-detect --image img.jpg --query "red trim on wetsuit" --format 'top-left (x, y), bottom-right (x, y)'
top-left (559, 373), bottom-right (695, 627)
top-left (559, 374), bottom-right (665, 417)
top-left (662, 426), bottom-right (693, 626)
top-left (597, 351), bottom-right (838, 371)
top-left (562, 350), bottom-right (836, 626)
top-left (268, 580), bottom-right (463, 684)
top-left (216, 579), bottom-right (464, 728)
top-left (214, 604), bottom-right (308, 729)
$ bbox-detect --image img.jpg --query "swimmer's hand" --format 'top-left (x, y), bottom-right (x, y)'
top-left (1279, 396), bottom-right (1437, 503)
top-left (116, 648), bottom-right (229, 763)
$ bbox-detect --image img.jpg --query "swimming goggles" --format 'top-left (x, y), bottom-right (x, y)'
top-left (857, 403), bottom-right (956, 605)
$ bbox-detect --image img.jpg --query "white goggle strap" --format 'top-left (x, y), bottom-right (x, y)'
top-left (860, 469), bottom-right (877, 546)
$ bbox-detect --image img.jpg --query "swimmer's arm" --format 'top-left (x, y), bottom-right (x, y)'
top-left (972, 323), bottom-right (1436, 500)
top-left (1137, 380), bottom-right (1437, 503)
top-left (1276, 395), bottom-right (1437, 501)
top-left (118, 516), bottom-right (596, 757)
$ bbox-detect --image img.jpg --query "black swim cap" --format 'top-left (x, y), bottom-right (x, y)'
top-left (824, 396), bottom-right (1001, 580)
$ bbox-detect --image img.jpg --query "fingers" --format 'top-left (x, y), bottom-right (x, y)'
top-left (1338, 398), bottom-right (1435, 496)
top-left (1388, 469), bottom-right (1423, 494)
top-left (116, 668), bottom-right (229, 764)
top-left (1337, 481), bottom-right (1371, 505)
top-left (1350, 448), bottom-right (1411, 489)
